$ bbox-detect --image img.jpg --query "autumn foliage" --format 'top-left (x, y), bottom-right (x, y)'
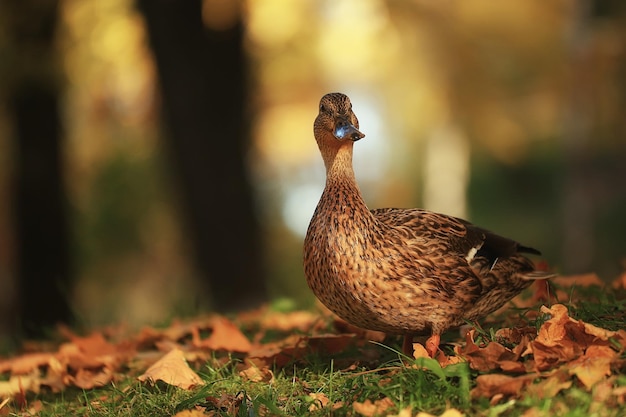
top-left (1, 274), bottom-right (626, 415)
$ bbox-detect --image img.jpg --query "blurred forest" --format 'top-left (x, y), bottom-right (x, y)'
top-left (0, 0), bottom-right (625, 339)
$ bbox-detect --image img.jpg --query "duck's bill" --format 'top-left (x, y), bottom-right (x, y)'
top-left (334, 121), bottom-right (365, 141)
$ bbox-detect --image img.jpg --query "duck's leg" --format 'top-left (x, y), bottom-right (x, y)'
top-left (402, 334), bottom-right (414, 356)
top-left (425, 334), bottom-right (440, 358)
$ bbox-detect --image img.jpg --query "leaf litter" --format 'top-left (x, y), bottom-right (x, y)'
top-left (0, 274), bottom-right (625, 416)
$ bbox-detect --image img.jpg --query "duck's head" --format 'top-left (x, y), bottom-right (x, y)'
top-left (314, 93), bottom-right (365, 146)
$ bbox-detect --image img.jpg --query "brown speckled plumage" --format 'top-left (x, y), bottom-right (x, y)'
top-left (303, 92), bottom-right (554, 356)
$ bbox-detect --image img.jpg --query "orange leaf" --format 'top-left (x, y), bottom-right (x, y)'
top-left (239, 365), bottom-right (274, 383)
top-left (0, 352), bottom-right (55, 375)
top-left (464, 341), bottom-right (517, 372)
top-left (137, 348), bottom-right (204, 390)
top-left (527, 304), bottom-right (619, 371)
top-left (568, 345), bottom-right (616, 389)
top-left (193, 317), bottom-right (252, 353)
top-left (524, 370), bottom-right (572, 399)
top-left (247, 335), bottom-right (307, 367)
top-left (612, 272), bottom-right (626, 289)
top-left (69, 367), bottom-right (113, 389)
top-left (471, 373), bottom-right (537, 399)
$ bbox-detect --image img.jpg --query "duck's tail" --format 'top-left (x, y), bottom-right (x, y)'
top-left (522, 270), bottom-right (557, 280)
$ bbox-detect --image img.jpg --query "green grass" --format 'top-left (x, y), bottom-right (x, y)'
top-left (4, 284), bottom-right (626, 416)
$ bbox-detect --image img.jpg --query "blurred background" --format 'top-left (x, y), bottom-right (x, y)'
top-left (1, 0), bottom-right (625, 338)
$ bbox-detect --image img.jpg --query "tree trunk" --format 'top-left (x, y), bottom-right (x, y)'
top-left (137, 0), bottom-right (267, 311)
top-left (5, 0), bottom-right (74, 336)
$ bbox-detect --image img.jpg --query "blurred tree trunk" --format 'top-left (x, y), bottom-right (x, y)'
top-left (137, 0), bottom-right (267, 311)
top-left (5, 0), bottom-right (74, 336)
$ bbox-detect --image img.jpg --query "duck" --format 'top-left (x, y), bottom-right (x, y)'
top-left (303, 92), bottom-right (554, 357)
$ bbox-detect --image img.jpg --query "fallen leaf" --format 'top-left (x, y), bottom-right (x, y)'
top-left (0, 352), bottom-right (55, 375)
top-left (137, 348), bottom-right (204, 390)
top-left (352, 397), bottom-right (394, 416)
top-left (172, 409), bottom-right (208, 417)
top-left (239, 365), bottom-right (274, 383)
top-left (307, 334), bottom-right (361, 354)
top-left (0, 370), bottom-right (41, 397)
top-left (206, 392), bottom-right (244, 414)
top-left (568, 345), bottom-right (616, 389)
top-left (416, 409), bottom-right (464, 417)
top-left (193, 317), bottom-right (252, 353)
top-left (520, 407), bottom-right (544, 417)
top-left (260, 310), bottom-right (319, 332)
top-left (526, 304), bottom-right (619, 371)
top-left (611, 272), bottom-right (626, 289)
top-left (412, 343), bottom-right (430, 359)
top-left (471, 373), bottom-right (537, 399)
top-left (494, 327), bottom-right (537, 345)
top-left (388, 406), bottom-right (413, 417)
top-left (247, 335), bottom-right (307, 367)
top-left (68, 367), bottom-right (113, 389)
top-left (464, 341), bottom-right (517, 372)
top-left (524, 370), bottom-right (572, 399)
top-left (308, 392), bottom-right (330, 412)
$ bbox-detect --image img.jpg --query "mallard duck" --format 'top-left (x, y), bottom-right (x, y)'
top-left (303, 92), bottom-right (554, 357)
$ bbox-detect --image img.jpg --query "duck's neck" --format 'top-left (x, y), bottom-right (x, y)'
top-left (324, 145), bottom-right (357, 185)
top-left (321, 145), bottom-right (370, 215)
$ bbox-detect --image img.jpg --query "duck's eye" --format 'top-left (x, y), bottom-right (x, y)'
top-left (320, 104), bottom-right (328, 113)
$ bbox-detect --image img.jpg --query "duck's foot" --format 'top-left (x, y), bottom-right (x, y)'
top-left (425, 334), bottom-right (441, 358)
top-left (402, 335), bottom-right (414, 356)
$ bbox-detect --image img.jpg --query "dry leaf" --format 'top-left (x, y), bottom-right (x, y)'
top-left (260, 310), bottom-right (319, 332)
top-left (239, 365), bottom-right (274, 383)
top-left (137, 348), bottom-right (204, 390)
top-left (520, 407), bottom-right (544, 417)
top-left (69, 367), bottom-right (113, 389)
top-left (568, 345), bottom-right (616, 389)
top-left (388, 406), bottom-right (413, 417)
top-left (416, 409), bottom-right (464, 417)
top-left (612, 272), bottom-right (626, 289)
top-left (471, 373), bottom-right (536, 399)
top-left (307, 334), bottom-right (360, 354)
top-left (465, 342), bottom-right (517, 372)
top-left (247, 335), bottom-right (308, 367)
top-left (172, 409), bottom-right (208, 417)
top-left (0, 370), bottom-right (41, 397)
top-left (0, 352), bottom-right (55, 375)
top-left (193, 317), bottom-right (252, 353)
top-left (412, 343), bottom-right (430, 359)
top-left (524, 370), bottom-right (572, 399)
top-left (308, 392), bottom-right (330, 412)
top-left (353, 397), bottom-right (394, 416)
top-left (527, 304), bottom-right (619, 372)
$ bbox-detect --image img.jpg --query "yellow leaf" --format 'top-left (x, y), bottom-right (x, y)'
top-left (353, 397), bottom-right (394, 416)
top-left (308, 392), bottom-right (330, 412)
top-left (239, 365), bottom-right (274, 383)
top-left (137, 348), bottom-right (204, 390)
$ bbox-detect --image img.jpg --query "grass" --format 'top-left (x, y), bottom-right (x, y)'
top-left (3, 283), bottom-right (626, 416)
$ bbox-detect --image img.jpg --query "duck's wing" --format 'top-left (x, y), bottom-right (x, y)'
top-left (372, 208), bottom-right (552, 280)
